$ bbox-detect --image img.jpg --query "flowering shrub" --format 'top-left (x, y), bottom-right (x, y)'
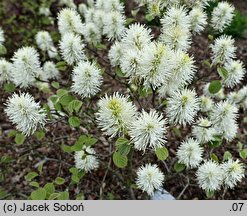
top-left (0, 0), bottom-right (246, 200)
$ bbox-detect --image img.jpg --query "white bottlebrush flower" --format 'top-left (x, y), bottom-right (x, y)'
top-left (41, 61), bottom-right (59, 81)
top-left (196, 160), bottom-right (223, 192)
top-left (192, 118), bottom-right (216, 144)
top-left (189, 7), bottom-right (207, 34)
top-left (211, 35), bottom-right (236, 65)
top-left (57, 8), bottom-right (83, 35)
top-left (122, 23), bottom-right (153, 51)
top-left (96, 93), bottom-right (137, 137)
top-left (108, 41), bottom-right (124, 67)
top-left (5, 92), bottom-right (46, 136)
top-left (103, 11), bottom-right (126, 40)
top-left (59, 0), bottom-right (77, 9)
top-left (71, 61), bottom-right (103, 98)
top-left (211, 2), bottom-right (235, 33)
top-left (59, 33), bottom-right (85, 65)
top-left (78, 3), bottom-right (88, 16)
top-left (136, 164), bottom-right (165, 196)
top-left (177, 138), bottom-right (203, 168)
top-left (210, 101), bottom-right (238, 141)
top-left (93, 10), bottom-right (106, 33)
top-left (147, 1), bottom-right (162, 17)
top-left (84, 8), bottom-right (96, 23)
top-left (82, 22), bottom-right (101, 45)
top-left (138, 42), bottom-right (173, 89)
top-left (48, 46), bottom-right (59, 59)
top-left (129, 110), bottom-right (167, 152)
top-left (0, 27), bottom-right (4, 45)
top-left (158, 51), bottom-right (196, 96)
top-left (221, 159), bottom-right (245, 189)
top-left (0, 59), bottom-right (13, 85)
top-left (227, 91), bottom-right (243, 105)
top-left (223, 60), bottom-right (245, 88)
top-left (199, 96), bottom-right (214, 112)
top-left (120, 48), bottom-right (141, 79)
top-left (39, 7), bottom-right (51, 16)
top-left (161, 5), bottom-right (190, 30)
top-left (160, 26), bottom-right (192, 51)
top-left (12, 47), bottom-right (42, 88)
top-left (166, 89), bottom-right (200, 126)
top-left (74, 146), bottom-right (99, 173)
top-left (35, 31), bottom-right (54, 52)
top-left (100, 0), bottom-right (124, 13)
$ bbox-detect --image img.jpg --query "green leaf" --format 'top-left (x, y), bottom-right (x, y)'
top-left (71, 175), bottom-right (80, 183)
top-left (116, 67), bottom-right (125, 77)
top-left (84, 135), bottom-right (97, 147)
top-left (116, 137), bottom-right (129, 146)
top-left (15, 133), bottom-right (25, 145)
top-left (59, 94), bottom-right (75, 106)
top-left (61, 144), bottom-right (73, 153)
top-left (69, 167), bottom-right (79, 175)
top-left (208, 136), bottom-right (222, 148)
top-left (34, 130), bottom-right (45, 141)
top-left (31, 188), bottom-right (47, 200)
top-left (56, 61), bottom-right (67, 71)
top-left (145, 14), bottom-right (154, 22)
top-left (208, 80), bottom-right (222, 94)
top-left (1, 155), bottom-right (12, 163)
top-left (30, 182), bottom-right (39, 188)
top-left (239, 149), bottom-right (247, 159)
top-left (206, 190), bottom-right (214, 198)
top-left (4, 83), bottom-right (16, 93)
top-left (113, 152), bottom-right (128, 168)
top-left (155, 147), bottom-right (169, 161)
top-left (56, 89), bottom-right (68, 97)
top-left (48, 193), bottom-right (60, 200)
top-left (25, 172), bottom-right (39, 182)
top-left (7, 130), bottom-right (17, 138)
top-left (210, 153), bottom-right (219, 162)
top-left (95, 43), bottom-right (107, 50)
top-left (57, 192), bottom-right (69, 200)
top-left (68, 116), bottom-right (81, 128)
top-left (174, 162), bottom-right (186, 173)
top-left (51, 81), bottom-right (60, 89)
top-left (44, 183), bottom-right (55, 196)
top-left (223, 151), bottom-right (232, 161)
top-left (0, 189), bottom-right (8, 199)
top-left (116, 141), bottom-right (131, 156)
top-left (68, 100), bottom-right (83, 113)
top-left (55, 177), bottom-right (65, 185)
top-left (217, 67), bottom-right (228, 79)
top-left (0, 45), bottom-right (7, 55)
top-left (203, 60), bottom-right (211, 68)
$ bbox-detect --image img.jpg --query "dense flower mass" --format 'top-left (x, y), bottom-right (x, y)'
top-left (136, 164), bottom-right (165, 195)
top-left (4, 93), bottom-right (46, 136)
top-left (129, 110), bottom-right (167, 152)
